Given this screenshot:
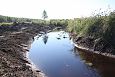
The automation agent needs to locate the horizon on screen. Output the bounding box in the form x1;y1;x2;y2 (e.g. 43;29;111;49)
0;0;115;19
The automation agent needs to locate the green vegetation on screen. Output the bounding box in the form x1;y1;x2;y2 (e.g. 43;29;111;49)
67;11;115;48
0;15;31;23
0;22;13;26
1;11;115;48
0;15;68;27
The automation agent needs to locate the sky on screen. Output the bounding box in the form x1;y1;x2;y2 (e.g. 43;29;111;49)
0;0;115;19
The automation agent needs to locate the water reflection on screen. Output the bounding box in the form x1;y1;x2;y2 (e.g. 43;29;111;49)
41;31;68;44
29;31;101;77
56;37;61;40
76;48;115;77
56;31;68;40
42;34;48;44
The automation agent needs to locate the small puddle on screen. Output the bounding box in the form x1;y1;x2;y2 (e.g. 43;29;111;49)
29;31;100;77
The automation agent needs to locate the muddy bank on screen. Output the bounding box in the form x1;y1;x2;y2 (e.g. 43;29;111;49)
71;34;115;64
73;36;115;55
0;23;60;77
73;37;115;77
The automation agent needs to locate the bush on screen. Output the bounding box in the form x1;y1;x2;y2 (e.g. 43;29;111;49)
67;11;115;48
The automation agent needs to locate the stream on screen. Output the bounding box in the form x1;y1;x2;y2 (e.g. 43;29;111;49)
29;31;101;77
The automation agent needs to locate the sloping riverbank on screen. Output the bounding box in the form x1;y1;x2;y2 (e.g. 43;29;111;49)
67;11;115;55
73;35;115;64
0;23;60;77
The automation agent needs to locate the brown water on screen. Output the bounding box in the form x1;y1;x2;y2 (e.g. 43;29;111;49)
77;48;115;77
29;31;114;77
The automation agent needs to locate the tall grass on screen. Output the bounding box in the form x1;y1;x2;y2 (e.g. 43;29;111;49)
67;11;115;47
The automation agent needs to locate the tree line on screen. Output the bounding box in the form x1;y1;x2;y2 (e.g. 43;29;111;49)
0;15;34;23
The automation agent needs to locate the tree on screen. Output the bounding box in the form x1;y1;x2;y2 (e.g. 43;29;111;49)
42;10;48;19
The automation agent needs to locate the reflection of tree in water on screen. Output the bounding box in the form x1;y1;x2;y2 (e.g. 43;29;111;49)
42;34;48;44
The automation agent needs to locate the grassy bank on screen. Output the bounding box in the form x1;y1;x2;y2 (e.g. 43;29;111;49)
67;11;115;54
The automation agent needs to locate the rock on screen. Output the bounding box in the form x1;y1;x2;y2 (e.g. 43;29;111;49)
36;70;41;72
85;62;93;66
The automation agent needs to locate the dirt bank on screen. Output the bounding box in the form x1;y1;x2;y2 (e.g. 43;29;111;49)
0;23;58;77
71;34;115;64
73;36;115;55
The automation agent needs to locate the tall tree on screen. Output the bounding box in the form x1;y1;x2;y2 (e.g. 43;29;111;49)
42;10;48;19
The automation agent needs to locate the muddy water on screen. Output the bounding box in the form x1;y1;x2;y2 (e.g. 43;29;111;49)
29;31;100;77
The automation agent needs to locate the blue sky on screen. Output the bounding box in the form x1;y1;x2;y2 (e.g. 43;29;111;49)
0;0;115;19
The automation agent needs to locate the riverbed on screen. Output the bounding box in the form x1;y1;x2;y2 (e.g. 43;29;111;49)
29;31;100;77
